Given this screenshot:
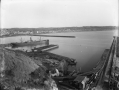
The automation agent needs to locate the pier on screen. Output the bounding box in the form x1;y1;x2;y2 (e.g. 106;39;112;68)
84;36;119;90
32;44;59;52
0;34;76;38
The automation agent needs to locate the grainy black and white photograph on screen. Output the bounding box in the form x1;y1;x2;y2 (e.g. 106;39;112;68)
0;0;118;90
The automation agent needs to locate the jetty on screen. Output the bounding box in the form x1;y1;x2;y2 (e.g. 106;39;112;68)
83;36;119;90
79;49;109;76
31;44;59;52
0;34;76;38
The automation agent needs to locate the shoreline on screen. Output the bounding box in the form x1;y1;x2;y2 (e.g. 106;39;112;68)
0;29;116;38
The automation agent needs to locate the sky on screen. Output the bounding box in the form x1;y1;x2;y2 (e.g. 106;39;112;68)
1;0;118;28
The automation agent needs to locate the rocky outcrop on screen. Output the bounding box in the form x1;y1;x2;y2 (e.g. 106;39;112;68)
0;48;58;90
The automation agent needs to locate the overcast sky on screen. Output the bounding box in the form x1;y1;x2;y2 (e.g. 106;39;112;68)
1;0;118;28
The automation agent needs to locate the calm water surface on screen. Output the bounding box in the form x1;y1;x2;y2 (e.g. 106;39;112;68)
1;30;117;72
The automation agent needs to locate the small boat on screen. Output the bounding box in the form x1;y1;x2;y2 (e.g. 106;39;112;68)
57;82;77;90
52;76;77;81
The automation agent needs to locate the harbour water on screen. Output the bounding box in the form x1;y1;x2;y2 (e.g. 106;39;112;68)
0;30;117;72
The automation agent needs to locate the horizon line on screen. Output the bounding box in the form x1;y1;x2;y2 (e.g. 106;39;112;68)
1;25;118;29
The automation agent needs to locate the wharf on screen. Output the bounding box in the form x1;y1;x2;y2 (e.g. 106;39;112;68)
110;37;119;81
116;37;119;57
82;49;109;89
32;44;59;52
90;36;119;90
94;37;116;86
80;49;109;76
103;37;116;82
83;38;117;90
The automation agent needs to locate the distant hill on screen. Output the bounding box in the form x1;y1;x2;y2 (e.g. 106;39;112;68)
4;26;117;31
1;26;118;36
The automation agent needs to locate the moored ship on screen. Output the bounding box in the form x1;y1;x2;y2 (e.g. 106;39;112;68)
10;39;49;47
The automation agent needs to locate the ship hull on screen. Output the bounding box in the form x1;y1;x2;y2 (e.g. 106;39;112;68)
11;40;49;47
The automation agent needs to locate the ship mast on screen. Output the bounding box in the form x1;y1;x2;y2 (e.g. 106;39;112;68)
30;37;33;42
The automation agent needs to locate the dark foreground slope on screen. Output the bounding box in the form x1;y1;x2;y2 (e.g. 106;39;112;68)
0;48;58;90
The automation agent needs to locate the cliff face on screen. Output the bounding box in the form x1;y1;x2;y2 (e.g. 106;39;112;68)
0;48;58;90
